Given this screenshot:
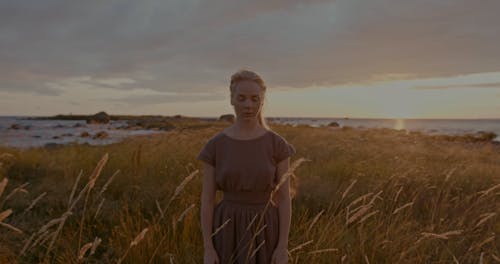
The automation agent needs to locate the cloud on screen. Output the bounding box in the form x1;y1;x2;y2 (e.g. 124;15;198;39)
103;92;226;105
1;0;500;100
415;82;500;90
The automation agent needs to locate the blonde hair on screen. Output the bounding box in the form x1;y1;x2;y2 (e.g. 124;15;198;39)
229;69;270;130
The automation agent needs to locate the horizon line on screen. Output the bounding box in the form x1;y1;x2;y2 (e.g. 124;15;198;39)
1;114;500;121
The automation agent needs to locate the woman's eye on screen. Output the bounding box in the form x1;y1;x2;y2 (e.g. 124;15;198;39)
252;97;259;102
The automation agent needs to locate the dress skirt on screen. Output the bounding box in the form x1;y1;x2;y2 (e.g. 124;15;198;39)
212;191;279;264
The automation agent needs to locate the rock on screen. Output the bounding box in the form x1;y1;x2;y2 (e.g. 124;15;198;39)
52;136;60;139
73;123;86;128
475;131;497;142
44;143;63;149
80;131;90;138
86;111;110;124
9;124;21;129
61;133;73;137
173;114;183;119
327;122;340;127
219;114;235;123
92;131;109;139
32;135;41;138
146;121;176;131
53;124;65;128
24;125;31;130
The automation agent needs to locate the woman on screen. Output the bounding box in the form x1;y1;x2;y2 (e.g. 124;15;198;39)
198;69;296;264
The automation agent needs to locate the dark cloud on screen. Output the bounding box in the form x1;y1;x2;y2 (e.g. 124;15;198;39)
103;93;226;105
1;0;500;101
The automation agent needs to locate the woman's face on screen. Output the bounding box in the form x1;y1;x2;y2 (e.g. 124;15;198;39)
231;80;264;121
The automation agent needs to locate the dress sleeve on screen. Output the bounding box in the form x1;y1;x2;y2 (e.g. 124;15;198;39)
197;137;216;166
275;135;296;164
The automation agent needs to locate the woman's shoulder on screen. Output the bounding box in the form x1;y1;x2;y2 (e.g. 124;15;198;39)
266;129;289;142
205;130;226;144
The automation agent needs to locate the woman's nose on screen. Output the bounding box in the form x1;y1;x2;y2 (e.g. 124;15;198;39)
243;99;253;107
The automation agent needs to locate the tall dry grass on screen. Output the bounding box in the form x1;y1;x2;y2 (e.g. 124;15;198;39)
0;123;498;263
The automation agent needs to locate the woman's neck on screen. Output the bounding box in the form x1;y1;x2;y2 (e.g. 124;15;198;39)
231;119;264;135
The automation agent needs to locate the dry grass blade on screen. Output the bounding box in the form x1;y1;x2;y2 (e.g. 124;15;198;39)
211;218;231;238
289;240;314;253
347;205;372;225
248;240;266;260
358;210;379;224
118;228;149;264
88;153;109;191
420;230;463;241
155;200;164;219
393;202;414;215
368;190;383;205
159;170;198;220
0;221;23;234
78;242;93;260
474;213;496;229
5;182;29;201
253;224;267;238
68;170;83;207
273;158;310;193
477;183;500;199
0;177;7;198
130;228;149;247
20;233;36;256
0;153;15;160
393;186;404;202
24;192;47;213
467;235;495;252
342;180;357;200
36;214;67;235
444;167;458;182
29;231;50;250
177;203;196;222
347;192;373;209
46;211;72;255
90;237;102;255
308;248;339;254
307;210;324;234
94;198;105;219
172;170;198;200
245;214;259;232
97;169;119;197
0;208;12;222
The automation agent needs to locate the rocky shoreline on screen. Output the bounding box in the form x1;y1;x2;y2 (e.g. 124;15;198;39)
5;112;499;149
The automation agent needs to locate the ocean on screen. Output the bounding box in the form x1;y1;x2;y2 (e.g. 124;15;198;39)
1;116;499;148
0;116;160;148
269;117;500;141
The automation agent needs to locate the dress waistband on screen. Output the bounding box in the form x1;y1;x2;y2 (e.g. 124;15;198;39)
222;191;272;204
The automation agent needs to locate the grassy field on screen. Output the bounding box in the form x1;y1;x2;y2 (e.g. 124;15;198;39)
1;123;499;263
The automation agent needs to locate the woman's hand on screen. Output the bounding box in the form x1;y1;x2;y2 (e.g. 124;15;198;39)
203;247;220;264
271;246;288;264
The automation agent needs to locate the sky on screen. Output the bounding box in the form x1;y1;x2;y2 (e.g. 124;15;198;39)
1;0;500;119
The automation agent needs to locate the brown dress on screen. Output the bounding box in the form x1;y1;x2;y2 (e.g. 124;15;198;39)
197;129;296;264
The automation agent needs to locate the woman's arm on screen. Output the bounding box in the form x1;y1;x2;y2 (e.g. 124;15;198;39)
275;157;292;250
201;163;217;250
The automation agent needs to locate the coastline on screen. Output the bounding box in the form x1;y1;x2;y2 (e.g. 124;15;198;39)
1;115;499;149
